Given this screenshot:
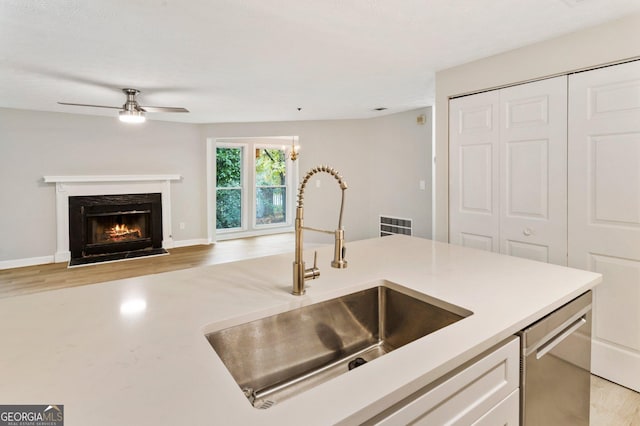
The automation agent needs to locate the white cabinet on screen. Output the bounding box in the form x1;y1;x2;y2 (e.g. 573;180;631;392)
363;336;519;425
472;389;519;426
449;76;568;265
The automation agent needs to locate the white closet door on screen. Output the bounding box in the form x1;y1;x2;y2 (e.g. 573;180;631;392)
499;76;568;265
568;60;640;391
449;91;500;252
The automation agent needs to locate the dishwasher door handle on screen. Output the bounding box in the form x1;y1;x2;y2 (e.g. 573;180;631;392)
536;316;587;360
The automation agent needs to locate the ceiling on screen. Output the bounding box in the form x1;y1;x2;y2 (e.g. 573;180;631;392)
1;0;639;124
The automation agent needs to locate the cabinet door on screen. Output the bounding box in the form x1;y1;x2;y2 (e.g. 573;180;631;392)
499;76;568;265
368;337;519;426
449;91;500;252
568;60;640;392
471;389;519;426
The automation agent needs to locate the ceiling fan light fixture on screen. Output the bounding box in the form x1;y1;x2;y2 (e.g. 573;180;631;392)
119;109;146;123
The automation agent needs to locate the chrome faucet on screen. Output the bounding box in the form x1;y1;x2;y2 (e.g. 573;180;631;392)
292;165;348;295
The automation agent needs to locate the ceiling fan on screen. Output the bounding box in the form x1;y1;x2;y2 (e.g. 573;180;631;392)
58;88;189;123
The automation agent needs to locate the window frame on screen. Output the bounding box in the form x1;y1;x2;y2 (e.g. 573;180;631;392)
253;144;293;230
207;137;297;242
214;142;249;235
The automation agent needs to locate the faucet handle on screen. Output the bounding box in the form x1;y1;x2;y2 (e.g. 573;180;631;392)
303;250;321;281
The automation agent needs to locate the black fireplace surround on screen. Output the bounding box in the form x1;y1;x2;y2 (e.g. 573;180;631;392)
68;193;165;266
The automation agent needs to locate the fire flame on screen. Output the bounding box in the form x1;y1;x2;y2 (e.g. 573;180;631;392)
107;223;141;240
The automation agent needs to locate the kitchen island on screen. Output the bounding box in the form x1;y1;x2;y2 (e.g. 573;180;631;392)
0;236;601;425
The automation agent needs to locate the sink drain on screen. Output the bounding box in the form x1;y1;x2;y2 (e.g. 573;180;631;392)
348;357;368;371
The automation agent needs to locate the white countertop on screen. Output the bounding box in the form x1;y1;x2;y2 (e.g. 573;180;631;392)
0;236;601;425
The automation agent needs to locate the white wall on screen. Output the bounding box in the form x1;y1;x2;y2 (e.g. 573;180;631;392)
433;12;640;242
202;119;372;244
202;107;432;244
368;108;432;238
0;106;431;265
0;108;205;264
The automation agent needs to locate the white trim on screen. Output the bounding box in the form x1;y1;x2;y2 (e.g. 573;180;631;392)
0;255;55;270
0;239;212;270
209;137;299;242
215;228;294;241
206;138;216;244
43;175;181;183
211;142;250;235
44;175;180;262
253;142;295;230
172;238;211;248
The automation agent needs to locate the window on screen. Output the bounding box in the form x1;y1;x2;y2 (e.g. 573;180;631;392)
216;146;243;230
255;147;287;226
209;138;297;240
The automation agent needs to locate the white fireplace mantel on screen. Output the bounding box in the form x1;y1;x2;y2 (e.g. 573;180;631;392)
44;174;182;263
43;174;182;183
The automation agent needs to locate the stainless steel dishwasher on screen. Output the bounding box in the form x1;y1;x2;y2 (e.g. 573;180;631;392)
519;291;592;425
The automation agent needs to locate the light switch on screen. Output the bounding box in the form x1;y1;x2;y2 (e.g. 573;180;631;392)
419;180;426;190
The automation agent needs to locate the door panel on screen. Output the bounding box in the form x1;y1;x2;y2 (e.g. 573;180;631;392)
505;240;549;263
591;254;640;352
460;144;494;213
449;91;500;251
500;76;568;265
569;60;640;391
505;139;548;219
461;233;494;251
506;95;549;127
591;133;640;225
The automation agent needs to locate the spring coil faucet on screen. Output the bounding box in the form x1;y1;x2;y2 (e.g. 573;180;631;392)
293;165;348;295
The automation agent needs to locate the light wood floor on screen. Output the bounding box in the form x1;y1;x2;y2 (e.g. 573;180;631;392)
0;233;299;299
1;233;638;424
591;375;640;425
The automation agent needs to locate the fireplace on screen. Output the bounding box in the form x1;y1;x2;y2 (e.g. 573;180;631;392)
68;193;166;266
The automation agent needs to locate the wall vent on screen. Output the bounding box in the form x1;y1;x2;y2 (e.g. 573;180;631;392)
379;216;412;237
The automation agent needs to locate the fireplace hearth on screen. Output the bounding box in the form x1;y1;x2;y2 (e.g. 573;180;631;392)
68;193;166;266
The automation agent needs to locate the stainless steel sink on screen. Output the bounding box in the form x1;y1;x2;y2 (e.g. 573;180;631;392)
205;282;472;409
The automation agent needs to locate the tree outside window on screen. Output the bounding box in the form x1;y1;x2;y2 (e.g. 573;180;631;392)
255;148;286;225
216;147;242;229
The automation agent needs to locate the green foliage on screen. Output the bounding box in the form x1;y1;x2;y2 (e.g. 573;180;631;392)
216;147;242;229
216;147;287;229
256;187;286;224
255;149;287;224
256;149;286;186
216;189;241;229
216;147;241;187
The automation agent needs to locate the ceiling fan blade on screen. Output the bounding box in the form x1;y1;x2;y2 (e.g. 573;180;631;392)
139;106;189;113
58;102;121;110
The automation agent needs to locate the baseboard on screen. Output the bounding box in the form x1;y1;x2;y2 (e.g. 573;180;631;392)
0;239;210;270
0;255;55;270
54;251;71;263
215;228;294;241
172;238;211;248
592;338;640;392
